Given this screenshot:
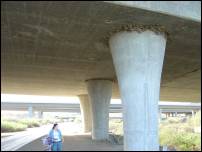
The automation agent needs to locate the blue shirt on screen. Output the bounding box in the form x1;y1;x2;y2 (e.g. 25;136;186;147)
48;129;62;143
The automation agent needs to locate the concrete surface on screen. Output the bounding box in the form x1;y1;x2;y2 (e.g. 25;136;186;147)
28;106;34;118
17;134;123;151
86;79;112;140
109;30;166;150
78;94;92;133
107;1;201;22
1;101;201;112
2;122;83;151
1;1;201;102
1;124;52;151
37;111;43;118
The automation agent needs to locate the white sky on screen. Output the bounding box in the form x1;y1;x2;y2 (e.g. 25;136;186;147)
1;94;121;104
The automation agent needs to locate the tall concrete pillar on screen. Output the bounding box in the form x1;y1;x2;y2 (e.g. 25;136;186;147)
159;109;162;122
28;106;34;118
38;111;43;119
78;94;92;133
86;79;112;140
192;110;195;117
175;112;177;117
109;26;167;151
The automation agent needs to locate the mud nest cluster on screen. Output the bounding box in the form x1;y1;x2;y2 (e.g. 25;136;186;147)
102;24;170;47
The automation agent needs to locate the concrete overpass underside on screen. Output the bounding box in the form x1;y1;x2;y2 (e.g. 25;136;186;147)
1;1;201;151
1;1;201;101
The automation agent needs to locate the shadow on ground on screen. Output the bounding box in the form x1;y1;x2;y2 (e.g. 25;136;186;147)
17;134;123;151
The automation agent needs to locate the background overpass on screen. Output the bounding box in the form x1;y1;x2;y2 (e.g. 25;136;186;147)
1;101;201;116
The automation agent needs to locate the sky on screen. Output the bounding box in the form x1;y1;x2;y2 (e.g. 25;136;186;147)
1;94;121;104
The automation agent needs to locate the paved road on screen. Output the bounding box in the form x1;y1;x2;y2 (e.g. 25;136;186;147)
2;122;123;151
1;122;84;151
1;124;53;151
18;134;123;151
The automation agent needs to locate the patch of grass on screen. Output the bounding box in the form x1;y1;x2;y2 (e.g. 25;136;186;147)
40;118;53;125
1;121;27;132
159;111;201;151
109;119;123;135
74;117;81;123
1;117;65;133
109;111;201;151
38;117;64;126
18;119;41;128
189;111;201;127
160;124;201;151
109;119;124;145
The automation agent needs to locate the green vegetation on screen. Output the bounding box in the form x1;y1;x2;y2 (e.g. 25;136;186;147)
40;118;60;125
109;119;123;135
1;117;64;133
19;117;62;127
18;119;40;128
160;112;201;151
1;121;27;132
109;111;201;151
189;111;201;127
159;123;201;151
109;119;123;144
73;117;82;124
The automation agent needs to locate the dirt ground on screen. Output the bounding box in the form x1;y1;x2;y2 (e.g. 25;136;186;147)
17;134;123;151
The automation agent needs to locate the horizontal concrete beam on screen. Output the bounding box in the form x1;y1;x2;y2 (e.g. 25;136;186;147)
106;1;201;22
1;102;201;113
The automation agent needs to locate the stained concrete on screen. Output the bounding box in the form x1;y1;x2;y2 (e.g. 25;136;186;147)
109;31;166;150
1;1;201;102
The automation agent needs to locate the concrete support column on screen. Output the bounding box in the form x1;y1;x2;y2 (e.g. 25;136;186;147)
192;110;195;117
78;94;92;133
28;106;34;118
86;79;112;140
109;29;166;150
38;111;43;119
175;112;177;117
159;109;162;122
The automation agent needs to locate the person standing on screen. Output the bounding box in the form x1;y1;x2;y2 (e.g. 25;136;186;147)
49;123;63;151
